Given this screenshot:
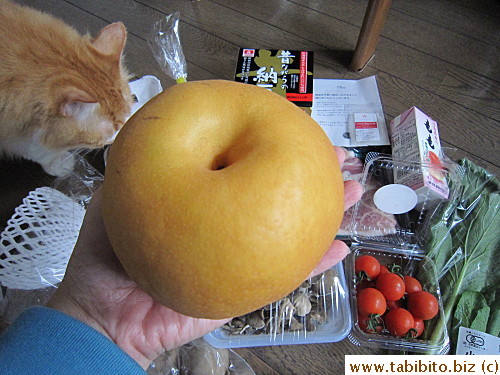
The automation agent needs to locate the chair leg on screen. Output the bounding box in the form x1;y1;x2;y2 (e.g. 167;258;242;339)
350;0;392;72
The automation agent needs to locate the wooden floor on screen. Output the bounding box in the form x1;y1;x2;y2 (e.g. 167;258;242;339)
2;0;499;373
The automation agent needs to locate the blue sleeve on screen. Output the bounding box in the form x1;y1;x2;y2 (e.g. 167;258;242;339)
0;306;145;375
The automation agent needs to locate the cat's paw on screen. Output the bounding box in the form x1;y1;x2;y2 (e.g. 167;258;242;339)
42;153;75;177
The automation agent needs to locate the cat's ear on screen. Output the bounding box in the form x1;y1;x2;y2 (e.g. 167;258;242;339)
91;22;127;61
59;88;97;118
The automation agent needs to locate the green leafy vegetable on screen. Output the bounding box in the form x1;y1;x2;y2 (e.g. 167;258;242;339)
452;291;490;341
424;159;500;353
486;296;500;337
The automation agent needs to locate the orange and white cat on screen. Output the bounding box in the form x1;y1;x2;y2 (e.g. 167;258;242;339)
0;0;133;176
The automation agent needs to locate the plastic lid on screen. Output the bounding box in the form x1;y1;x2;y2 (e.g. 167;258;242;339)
349;156;459;250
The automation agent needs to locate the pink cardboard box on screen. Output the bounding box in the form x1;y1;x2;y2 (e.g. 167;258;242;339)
390;107;449;205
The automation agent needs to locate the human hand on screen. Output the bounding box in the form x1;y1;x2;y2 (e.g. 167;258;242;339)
47;146;362;369
309;147;364;276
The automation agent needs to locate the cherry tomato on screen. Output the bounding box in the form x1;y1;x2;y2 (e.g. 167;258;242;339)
386;299;403;311
376;273;405;301
407;291;439;320
357;288;386;316
384;308;414;337
408;318;425;338
379;265;390;276
355;255;381;281
404;276;422;295
358;313;384;334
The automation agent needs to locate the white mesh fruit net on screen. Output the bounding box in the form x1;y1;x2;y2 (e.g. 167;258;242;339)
0;187;85;290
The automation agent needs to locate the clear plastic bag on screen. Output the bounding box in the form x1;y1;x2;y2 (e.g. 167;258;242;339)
148;339;255;375
148;12;188;83
419;158;499;353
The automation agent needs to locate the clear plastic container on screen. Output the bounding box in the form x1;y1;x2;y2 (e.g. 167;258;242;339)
344;156;458;354
204;261;352;348
348;155;459;248
346;246;449;354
